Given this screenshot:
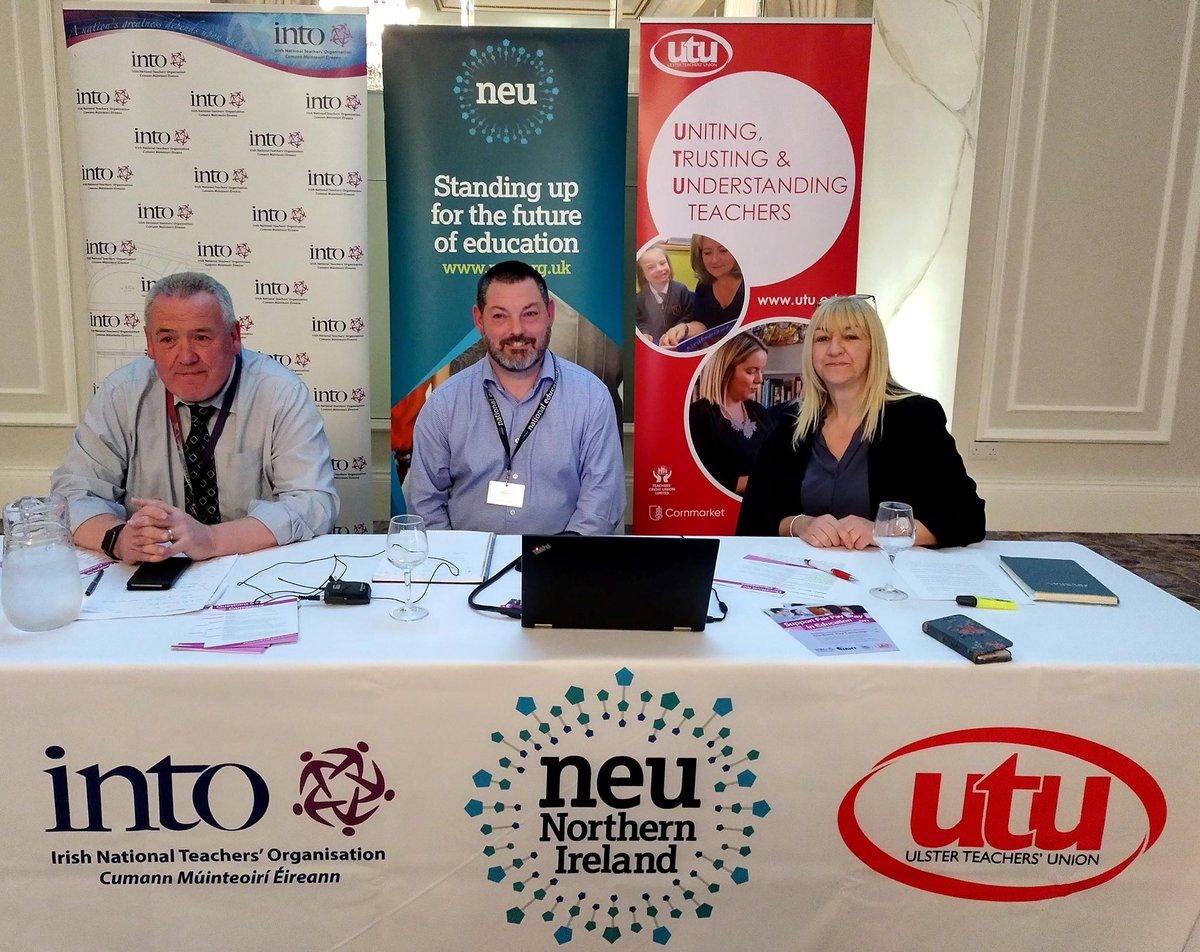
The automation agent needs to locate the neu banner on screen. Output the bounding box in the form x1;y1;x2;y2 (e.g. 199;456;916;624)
381;27;628;513
634;20;871;535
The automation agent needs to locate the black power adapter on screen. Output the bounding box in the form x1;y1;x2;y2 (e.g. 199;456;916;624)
324;580;371;605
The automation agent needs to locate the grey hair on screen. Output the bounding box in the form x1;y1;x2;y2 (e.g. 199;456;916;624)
144;272;236;330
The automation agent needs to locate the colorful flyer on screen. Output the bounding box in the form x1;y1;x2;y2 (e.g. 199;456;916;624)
766;603;897;656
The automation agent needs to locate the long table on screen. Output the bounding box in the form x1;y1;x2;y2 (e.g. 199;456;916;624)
2;536;1199;951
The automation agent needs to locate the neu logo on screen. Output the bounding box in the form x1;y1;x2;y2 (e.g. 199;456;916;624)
649;30;733;78
837;727;1167;901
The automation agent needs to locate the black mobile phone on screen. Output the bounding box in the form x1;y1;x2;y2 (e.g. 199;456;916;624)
127;557;194;591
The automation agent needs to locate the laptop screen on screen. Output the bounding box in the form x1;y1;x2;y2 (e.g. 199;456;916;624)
520;535;720;631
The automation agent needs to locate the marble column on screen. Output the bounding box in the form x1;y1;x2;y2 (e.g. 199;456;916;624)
856;0;987;419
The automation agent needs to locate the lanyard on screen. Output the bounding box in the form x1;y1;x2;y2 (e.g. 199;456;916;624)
165;352;243;469
484;362;559;475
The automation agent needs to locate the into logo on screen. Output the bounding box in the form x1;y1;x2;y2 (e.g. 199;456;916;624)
293;742;394;836
837;727;1167;901
649;30;733;78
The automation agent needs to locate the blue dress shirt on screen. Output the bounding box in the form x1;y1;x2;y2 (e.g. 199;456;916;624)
409;352;625;535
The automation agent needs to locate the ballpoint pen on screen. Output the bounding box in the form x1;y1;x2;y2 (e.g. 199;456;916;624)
803;559;857;582
84;567;105;597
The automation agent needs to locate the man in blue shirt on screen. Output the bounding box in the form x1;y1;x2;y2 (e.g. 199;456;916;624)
409;260;625;535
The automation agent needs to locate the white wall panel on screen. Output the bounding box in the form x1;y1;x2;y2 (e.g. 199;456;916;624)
976;0;1199;442
0;0;79;427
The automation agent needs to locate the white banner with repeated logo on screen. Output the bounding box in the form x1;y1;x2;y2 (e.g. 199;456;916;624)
63;4;372;533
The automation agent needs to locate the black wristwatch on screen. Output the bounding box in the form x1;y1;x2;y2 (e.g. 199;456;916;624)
101;522;126;561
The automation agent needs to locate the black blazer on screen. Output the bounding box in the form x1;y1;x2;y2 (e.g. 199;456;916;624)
736;394;985;547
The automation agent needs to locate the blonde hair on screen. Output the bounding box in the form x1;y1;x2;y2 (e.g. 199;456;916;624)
635;244;673;293
697;332;767;405
793;295;912;445
690;234;742;285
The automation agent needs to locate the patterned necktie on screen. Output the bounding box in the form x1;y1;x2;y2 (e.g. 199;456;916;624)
183;403;220;525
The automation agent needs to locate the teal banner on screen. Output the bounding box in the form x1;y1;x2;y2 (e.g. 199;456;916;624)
382;27;628;507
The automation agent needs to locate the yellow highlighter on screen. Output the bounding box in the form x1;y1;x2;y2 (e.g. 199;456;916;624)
956;595;1017;610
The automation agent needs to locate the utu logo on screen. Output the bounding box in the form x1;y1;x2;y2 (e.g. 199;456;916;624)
649;30;734;78
130;51;167;69
910;753;1109;852
43;745;269;833
838;727;1168;901
275;22;325;46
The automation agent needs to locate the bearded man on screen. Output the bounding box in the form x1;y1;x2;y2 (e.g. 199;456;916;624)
408;260;625;535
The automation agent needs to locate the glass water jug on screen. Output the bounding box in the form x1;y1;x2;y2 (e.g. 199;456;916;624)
2;494;83;631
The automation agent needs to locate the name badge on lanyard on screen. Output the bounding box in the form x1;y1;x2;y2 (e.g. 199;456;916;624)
484;363;558;512
487;479;526;508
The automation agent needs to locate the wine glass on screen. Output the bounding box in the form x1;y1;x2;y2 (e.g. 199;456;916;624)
386;514;429;621
870;501;916;600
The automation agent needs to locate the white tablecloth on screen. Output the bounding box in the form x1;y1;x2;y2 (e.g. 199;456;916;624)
2;536;1198;951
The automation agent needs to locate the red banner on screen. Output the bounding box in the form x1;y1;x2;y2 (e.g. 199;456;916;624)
634;20;871;534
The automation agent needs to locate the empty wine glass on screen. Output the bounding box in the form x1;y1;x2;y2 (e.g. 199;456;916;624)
870;501;916;600
386;514;429;621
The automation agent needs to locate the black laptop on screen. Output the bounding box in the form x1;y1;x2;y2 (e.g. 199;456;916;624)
520;535;720;631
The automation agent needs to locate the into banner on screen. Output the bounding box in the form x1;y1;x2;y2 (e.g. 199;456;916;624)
634;20;871;535
380;26;628;512
63;4;372;532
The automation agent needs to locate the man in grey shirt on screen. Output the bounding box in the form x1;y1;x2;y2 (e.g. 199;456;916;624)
52;272;338;563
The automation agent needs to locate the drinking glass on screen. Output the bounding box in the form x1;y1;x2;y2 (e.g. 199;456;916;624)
870;501;916;601
386;514;429;621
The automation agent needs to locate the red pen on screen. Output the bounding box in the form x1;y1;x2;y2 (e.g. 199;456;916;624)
803;559;857;582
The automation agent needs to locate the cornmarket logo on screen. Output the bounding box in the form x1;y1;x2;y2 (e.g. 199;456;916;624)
294;742;395;836
465;667;771;945
453;39;559;145
838;727;1167;901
